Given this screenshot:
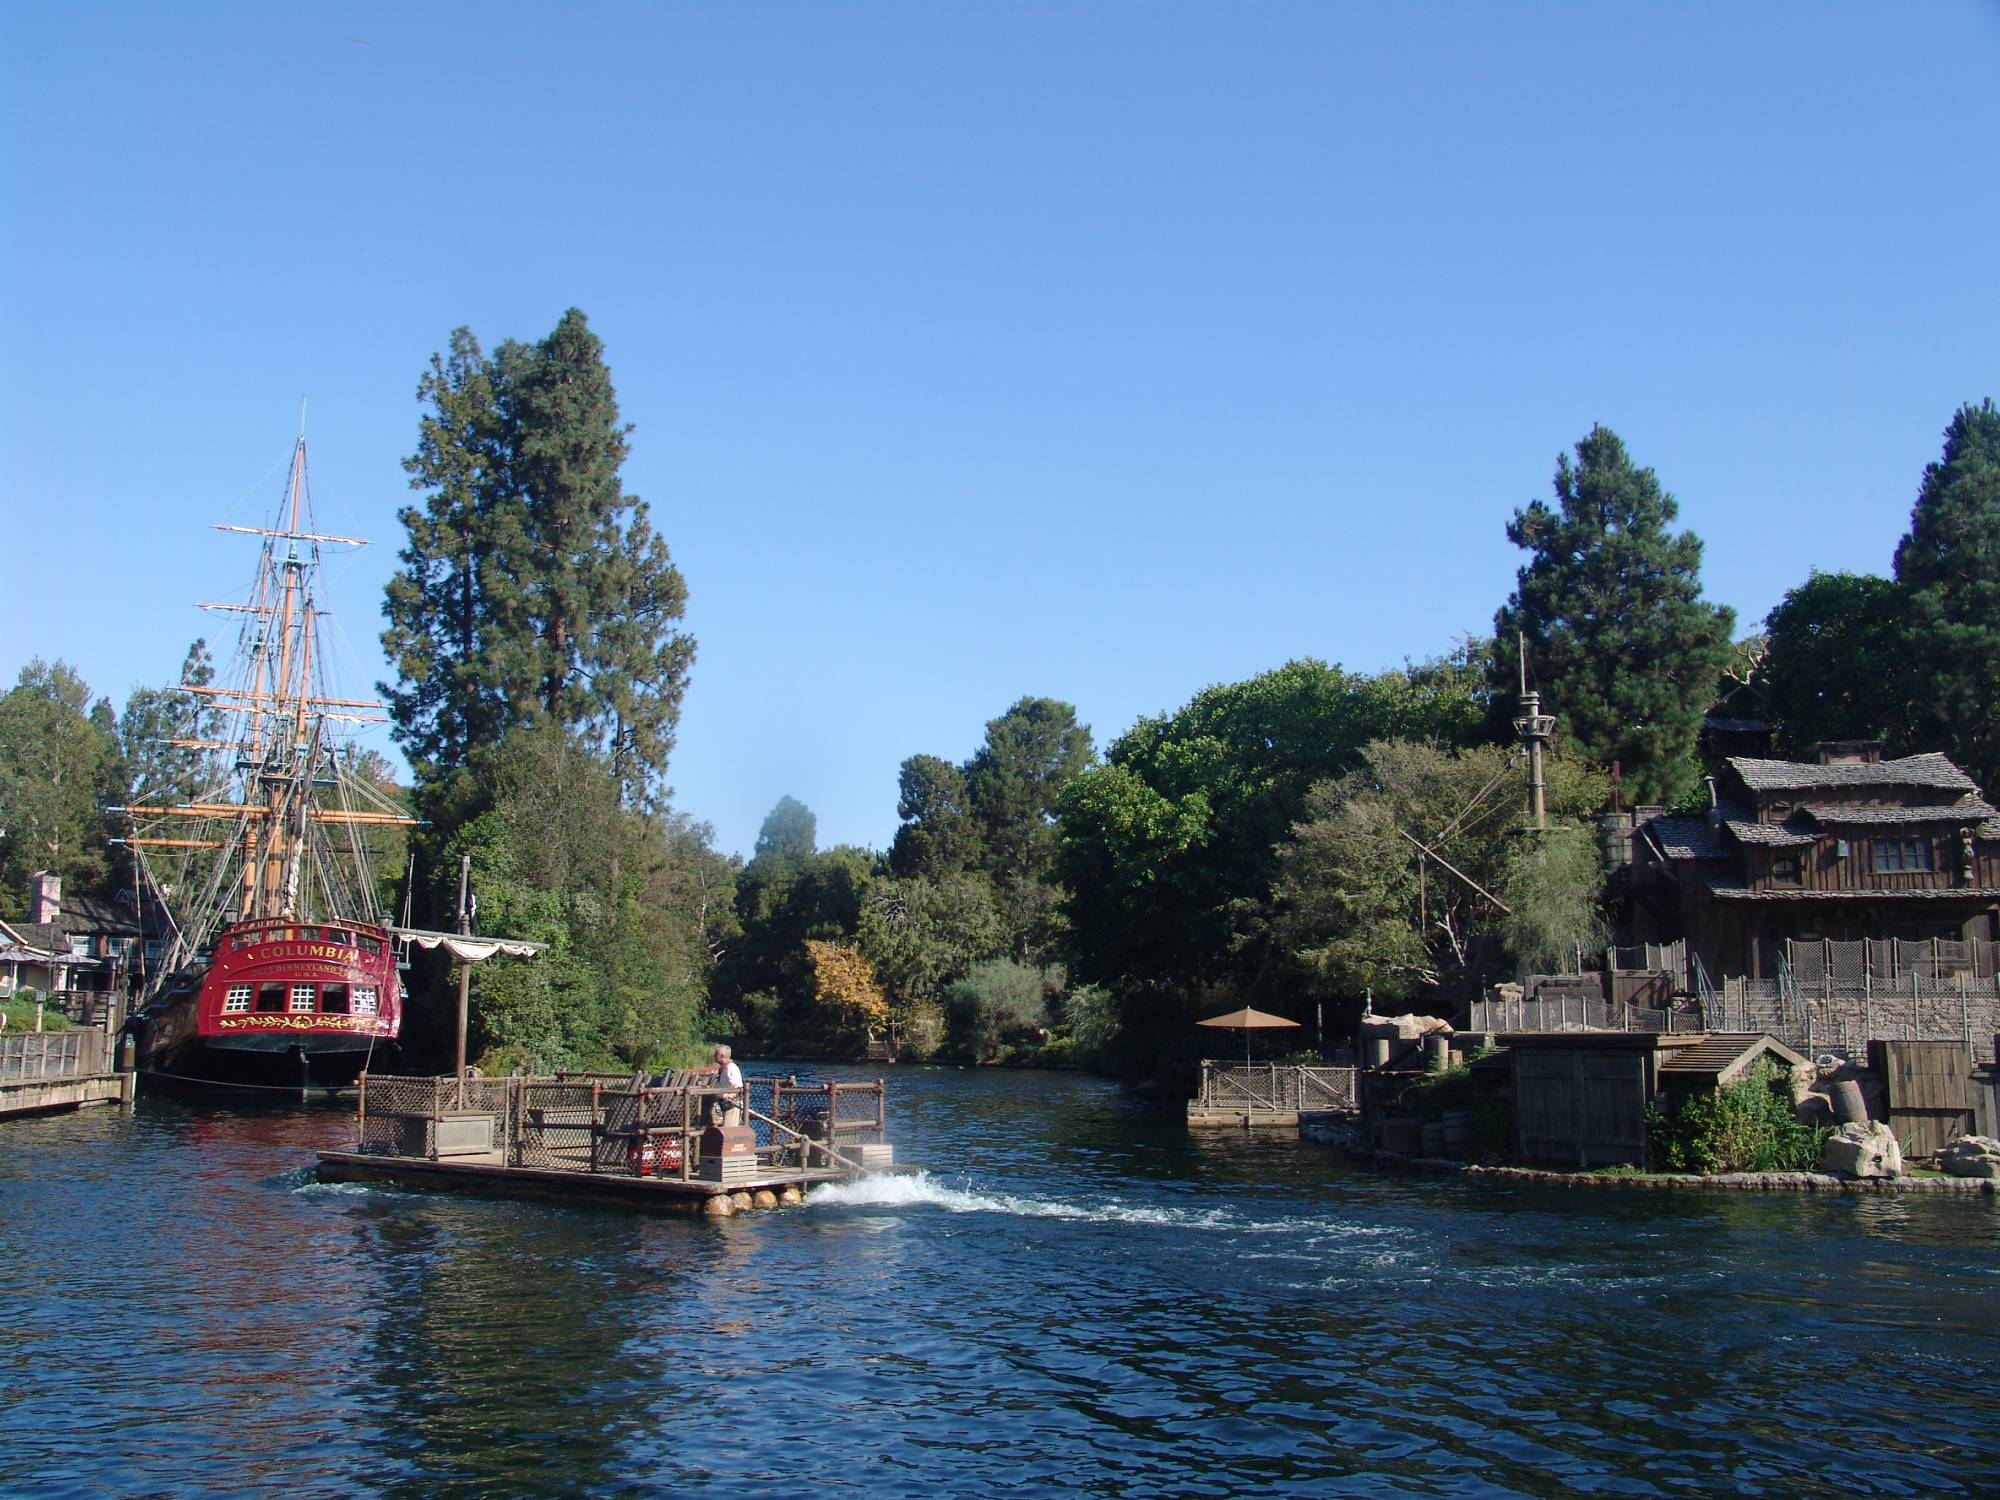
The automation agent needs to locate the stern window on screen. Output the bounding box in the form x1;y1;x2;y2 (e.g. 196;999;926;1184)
223;985;252;1014
354;986;378;1015
320;984;350;1014
289;984;316;1013
255;984;285;1013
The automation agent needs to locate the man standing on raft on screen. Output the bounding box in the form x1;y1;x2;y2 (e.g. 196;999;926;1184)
706;1044;744;1127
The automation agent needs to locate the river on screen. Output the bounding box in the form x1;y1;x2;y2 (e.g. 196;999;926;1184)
2;1066;1996;1497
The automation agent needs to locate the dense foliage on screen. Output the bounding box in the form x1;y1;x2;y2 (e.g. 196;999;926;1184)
383;315;718;1073
1895;399;2000;792
1494;425;1735;806
1647;1062;1823;1174
0;660;120;913
382;311;694;807
1758;401;2000;789
1273;740;1606;1008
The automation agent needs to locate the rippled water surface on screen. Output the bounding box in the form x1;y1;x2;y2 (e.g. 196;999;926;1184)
4;1067;1998;1497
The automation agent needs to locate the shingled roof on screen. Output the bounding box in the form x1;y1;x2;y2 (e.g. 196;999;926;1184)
1647;816;1728;861
1802;798;1998;827
1705;879;2000;902
1728;752;1979;794
1721;816;1819;848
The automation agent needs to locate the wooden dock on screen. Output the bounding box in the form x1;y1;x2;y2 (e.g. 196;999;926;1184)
1;1031;134;1120
1186;1060;1358;1128
316;1070;895;1216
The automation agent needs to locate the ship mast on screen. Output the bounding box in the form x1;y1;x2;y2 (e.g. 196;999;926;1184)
119;431;416;968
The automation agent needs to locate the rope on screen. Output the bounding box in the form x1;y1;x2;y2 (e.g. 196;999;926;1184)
138;1067;354;1094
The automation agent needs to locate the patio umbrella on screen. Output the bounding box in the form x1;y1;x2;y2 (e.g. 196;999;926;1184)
1196;1006;1301;1073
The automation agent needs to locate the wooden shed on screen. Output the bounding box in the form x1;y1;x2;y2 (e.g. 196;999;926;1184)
1868;1039;1975;1157
1507;1033;1662;1170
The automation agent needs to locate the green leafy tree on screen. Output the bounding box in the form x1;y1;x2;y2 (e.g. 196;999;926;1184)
1494;425;1735;805
857;872;1005;1019
1894;398;2000;790
943;958;1051;1062
888;754;980;878
1058;655;1492;1002
0;660;117;912
752;795;818;866
382;329;510;773
1497;825;1609;976
1759;571;1910;755
965;697;1093;880
1271;740;1606;1008
382;311;694;804
119;641;219;807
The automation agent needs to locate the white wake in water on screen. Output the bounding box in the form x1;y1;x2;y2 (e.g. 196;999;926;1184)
805;1169;1242;1229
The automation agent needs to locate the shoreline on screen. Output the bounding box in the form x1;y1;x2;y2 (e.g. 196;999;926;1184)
1341;1146;1999;1194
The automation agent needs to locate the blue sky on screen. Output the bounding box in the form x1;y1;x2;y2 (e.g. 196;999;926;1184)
4;2;1997;858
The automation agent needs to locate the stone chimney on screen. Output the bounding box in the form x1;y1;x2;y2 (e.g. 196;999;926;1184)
29;871;61;925
1812;739;1883;766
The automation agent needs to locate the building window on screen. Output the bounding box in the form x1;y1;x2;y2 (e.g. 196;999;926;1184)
1772;854;1802;885
354;986;378;1015
223;985;253;1014
1873;837;1934;873
289;984;316;1013
69;936;92;957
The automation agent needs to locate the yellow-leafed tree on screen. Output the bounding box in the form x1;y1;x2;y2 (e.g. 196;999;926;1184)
803;939;889;1049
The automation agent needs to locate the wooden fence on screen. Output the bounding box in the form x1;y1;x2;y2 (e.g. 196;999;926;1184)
0;1029;108;1083
1469;995;1697;1035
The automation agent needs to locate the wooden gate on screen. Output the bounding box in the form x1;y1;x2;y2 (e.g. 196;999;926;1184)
1868;1039;1974;1158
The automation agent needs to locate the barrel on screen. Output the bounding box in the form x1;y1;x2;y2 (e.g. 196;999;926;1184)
1381;1118;1423;1156
1421;1121;1446;1158
1441;1107;1472;1158
1828;1079;1869;1126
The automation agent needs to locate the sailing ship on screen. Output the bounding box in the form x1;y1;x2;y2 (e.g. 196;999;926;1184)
121;432;418;1089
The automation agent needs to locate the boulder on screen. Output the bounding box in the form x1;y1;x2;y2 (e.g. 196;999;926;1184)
1823;1121;1903;1179
1936;1136;2000;1180
1359;1012;1455;1042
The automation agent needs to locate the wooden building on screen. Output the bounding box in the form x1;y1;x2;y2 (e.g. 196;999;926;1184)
1634;747;2000;981
1505;1031;1808;1170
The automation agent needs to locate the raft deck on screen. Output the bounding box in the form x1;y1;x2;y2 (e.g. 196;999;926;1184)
314;1070;893;1215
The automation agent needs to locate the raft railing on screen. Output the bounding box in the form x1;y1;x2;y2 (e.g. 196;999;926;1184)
352;1071;888;1181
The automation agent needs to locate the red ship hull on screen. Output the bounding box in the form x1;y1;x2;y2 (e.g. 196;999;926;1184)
134;917;402;1088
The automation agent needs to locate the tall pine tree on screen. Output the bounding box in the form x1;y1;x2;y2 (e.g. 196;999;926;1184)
1894;399;2000;791
382;311;694;804
1494;425;1734;806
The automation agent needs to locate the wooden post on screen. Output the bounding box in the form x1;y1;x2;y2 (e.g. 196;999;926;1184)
452;854;471;1084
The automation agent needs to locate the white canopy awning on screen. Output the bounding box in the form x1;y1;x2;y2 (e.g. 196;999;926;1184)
390;927;546;962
